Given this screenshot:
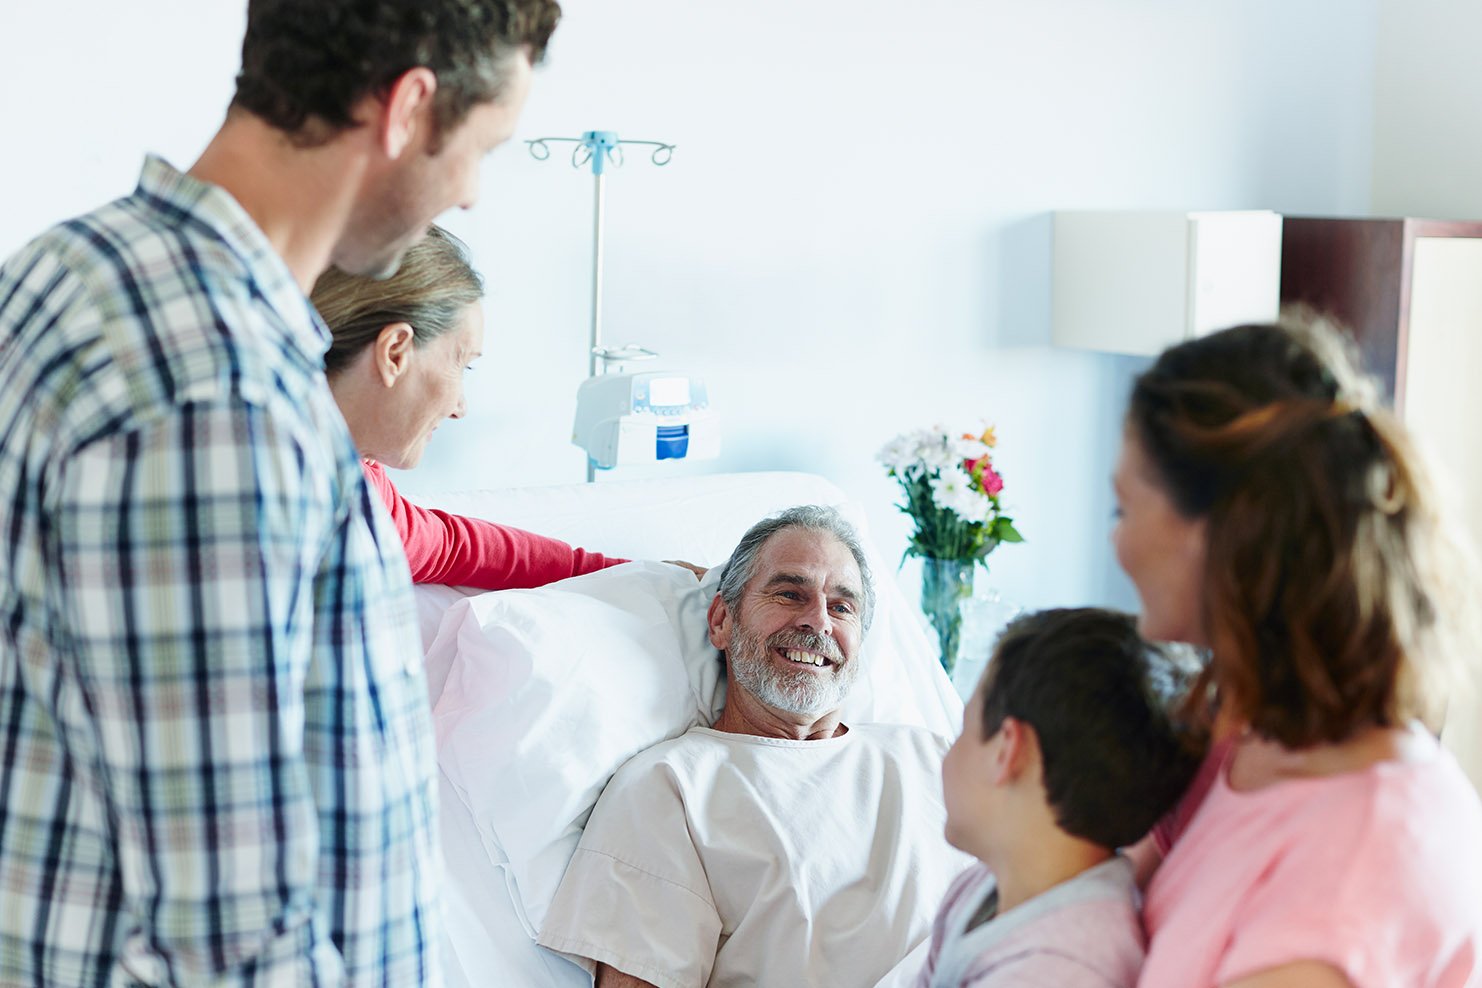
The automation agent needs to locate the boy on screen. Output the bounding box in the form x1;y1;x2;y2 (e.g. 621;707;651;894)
917;608;1198;987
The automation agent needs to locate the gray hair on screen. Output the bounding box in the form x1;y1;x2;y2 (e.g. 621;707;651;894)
717;505;876;633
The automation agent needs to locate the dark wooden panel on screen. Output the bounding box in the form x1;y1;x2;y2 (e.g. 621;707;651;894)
1280;217;1406;402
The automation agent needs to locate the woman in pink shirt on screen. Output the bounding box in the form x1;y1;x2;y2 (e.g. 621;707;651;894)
311;226;635;589
1111;318;1482;988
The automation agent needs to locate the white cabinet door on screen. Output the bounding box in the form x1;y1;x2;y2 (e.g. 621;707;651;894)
1051;211;1281;356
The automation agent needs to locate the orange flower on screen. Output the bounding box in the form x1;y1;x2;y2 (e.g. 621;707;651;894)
979;425;997;448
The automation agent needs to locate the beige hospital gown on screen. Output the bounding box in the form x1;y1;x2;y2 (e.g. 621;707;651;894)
538;723;973;988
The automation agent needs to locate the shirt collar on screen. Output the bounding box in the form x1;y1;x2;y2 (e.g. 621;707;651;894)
135;154;332;364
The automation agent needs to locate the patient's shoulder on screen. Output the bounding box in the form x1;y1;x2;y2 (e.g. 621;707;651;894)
852;722;953;759
598;726;731;798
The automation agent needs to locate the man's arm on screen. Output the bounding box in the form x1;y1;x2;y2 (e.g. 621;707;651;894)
597;962;660;988
54;398;340;982
538;757;723;988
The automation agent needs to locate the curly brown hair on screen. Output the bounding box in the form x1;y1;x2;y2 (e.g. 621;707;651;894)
231;0;561;147
1127;317;1467;748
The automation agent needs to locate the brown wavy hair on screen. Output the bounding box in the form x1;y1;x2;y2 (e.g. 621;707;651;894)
1127;317;1469;747
312;225;483;376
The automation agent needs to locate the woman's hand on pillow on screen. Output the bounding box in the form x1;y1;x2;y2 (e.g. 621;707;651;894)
665;560;707;581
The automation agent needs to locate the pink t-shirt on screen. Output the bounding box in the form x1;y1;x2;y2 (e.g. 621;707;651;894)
1139;734;1482;987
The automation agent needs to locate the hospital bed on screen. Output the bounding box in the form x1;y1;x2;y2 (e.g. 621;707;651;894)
412;471;964;987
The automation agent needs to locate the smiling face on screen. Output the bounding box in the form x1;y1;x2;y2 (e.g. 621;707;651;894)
1111;429;1209;645
376;301;484;469
711;527;865;718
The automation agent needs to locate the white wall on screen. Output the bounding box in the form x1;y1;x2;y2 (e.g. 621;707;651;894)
0;1;1378;613
1372;0;1482;218
0;2;245;254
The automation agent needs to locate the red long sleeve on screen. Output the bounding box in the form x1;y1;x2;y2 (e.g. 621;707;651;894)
361;460;627;590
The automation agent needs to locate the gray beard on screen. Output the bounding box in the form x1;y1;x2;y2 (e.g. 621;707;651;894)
727;624;859;717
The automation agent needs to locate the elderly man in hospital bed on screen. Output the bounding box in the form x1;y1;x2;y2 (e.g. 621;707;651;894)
538;505;972;988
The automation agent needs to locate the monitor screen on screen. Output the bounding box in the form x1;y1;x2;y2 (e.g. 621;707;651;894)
648;377;691;407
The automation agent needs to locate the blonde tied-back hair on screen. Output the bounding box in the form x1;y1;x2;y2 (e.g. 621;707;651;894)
312;225;484;376
1128;316;1472;747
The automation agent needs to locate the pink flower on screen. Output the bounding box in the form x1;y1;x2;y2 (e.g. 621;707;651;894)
980;464;1004;496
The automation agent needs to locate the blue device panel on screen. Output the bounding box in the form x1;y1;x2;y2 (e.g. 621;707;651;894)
655;424;689;460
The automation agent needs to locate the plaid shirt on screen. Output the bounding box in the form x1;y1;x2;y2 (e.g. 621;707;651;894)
0;157;440;986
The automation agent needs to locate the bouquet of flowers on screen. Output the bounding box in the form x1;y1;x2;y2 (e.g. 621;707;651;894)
877;423;1023;673
877;423;1022;564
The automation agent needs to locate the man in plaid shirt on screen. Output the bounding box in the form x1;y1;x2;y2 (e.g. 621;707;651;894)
0;1;560;983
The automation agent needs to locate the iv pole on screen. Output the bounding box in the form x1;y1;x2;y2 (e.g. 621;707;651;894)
526;131;676;480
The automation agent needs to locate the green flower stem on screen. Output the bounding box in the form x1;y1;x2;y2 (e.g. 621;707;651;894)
920;556;976;675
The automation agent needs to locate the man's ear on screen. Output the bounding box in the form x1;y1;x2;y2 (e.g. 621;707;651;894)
372;322;417;388
375;67;439;159
706;594;733;651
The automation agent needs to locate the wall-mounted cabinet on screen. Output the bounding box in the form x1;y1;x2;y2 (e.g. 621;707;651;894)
1281;216;1482;792
1052;210;1284;356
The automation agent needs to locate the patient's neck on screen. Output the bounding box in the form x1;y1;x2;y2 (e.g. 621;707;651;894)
713;684;846;742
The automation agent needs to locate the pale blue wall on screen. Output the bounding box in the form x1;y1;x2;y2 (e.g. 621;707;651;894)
1372;0;1482;218
419;0;1380;611
0;1;1380;612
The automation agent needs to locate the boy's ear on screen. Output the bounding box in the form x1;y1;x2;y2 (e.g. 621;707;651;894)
993;716;1041;785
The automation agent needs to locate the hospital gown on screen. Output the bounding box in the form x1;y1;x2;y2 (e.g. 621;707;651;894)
538;723;973;988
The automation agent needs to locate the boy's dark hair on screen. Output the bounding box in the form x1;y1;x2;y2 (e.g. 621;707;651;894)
980;607;1199;849
232;0;562;148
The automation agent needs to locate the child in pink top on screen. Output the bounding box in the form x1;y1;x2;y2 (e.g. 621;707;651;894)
917;608;1199;988
1139;731;1482;987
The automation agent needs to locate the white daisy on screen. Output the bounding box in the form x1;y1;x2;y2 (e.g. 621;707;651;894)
952;436;990;461
876;434;918;473
915;432;958;471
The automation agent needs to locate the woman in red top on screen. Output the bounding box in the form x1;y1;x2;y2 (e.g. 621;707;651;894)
311;226;633;590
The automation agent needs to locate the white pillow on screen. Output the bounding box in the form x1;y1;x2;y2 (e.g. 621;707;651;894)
428;555;957;936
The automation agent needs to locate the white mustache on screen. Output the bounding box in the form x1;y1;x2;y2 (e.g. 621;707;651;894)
767;631;842;664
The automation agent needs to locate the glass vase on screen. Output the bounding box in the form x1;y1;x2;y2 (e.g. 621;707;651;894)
920;556;976;676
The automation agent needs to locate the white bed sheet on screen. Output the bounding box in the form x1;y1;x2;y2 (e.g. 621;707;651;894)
413;470;959;987
436;770;589;988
